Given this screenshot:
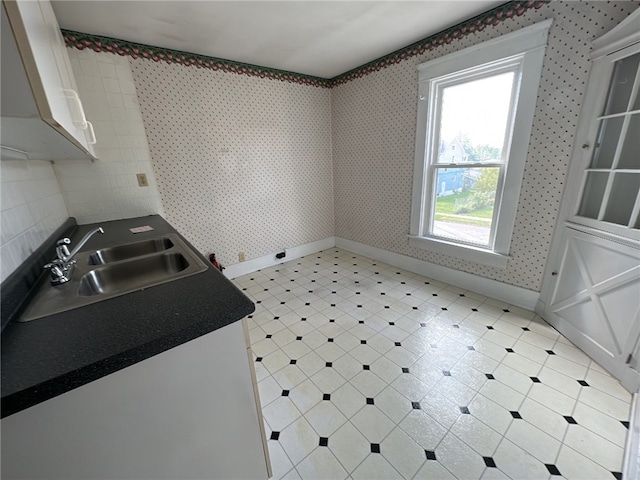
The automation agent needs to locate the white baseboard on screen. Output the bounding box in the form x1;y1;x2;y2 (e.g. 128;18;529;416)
623;392;640;480
223;237;336;279
335;237;539;311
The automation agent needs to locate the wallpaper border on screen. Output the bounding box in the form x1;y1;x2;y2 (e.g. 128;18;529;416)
62;0;545;89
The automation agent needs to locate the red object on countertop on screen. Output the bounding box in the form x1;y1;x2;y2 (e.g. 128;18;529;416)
209;253;223;271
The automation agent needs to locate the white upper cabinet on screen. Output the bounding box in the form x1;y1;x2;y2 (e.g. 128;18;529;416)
1;0;96;160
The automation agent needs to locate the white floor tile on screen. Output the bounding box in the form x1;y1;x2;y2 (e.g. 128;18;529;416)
310;365;347;393
493;438;552;480
579;386;631;420
273;364;308;390
380;427;426;479
572;401;629;448
527;383;576;416
518;397;568;441
328;422;370;473
237;250;632;480
505;419;561;464
349;370;387;397
479;378;525;412
295;446;349;480
350;452;400;480
331;382;366;419
468;394;514;435
263;396;302;432
350;406;395;442
288;378;323;414
399;409;448;450
564;424;624;472
266;440;295;480
374;385;412;424
413;458;457;480
279;417;322;465
436;432;487;480
305;401;348;437
556;445;618;480
450;413;503;456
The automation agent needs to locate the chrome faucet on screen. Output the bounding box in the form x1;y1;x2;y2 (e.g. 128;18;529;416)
45;227;104;285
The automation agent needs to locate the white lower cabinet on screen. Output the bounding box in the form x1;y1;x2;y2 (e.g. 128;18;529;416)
0;321;269;480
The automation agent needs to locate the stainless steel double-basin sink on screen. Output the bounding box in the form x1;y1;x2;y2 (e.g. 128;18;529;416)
19;233;209;322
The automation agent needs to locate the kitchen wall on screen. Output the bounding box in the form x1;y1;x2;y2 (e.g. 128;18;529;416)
0;160;69;282
331;1;637;292
128;58;334;266
53;49;163;225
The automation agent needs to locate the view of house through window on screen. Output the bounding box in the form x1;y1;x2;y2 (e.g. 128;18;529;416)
430;69;516;247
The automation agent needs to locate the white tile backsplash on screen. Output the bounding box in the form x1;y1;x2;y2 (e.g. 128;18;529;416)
0;160;69;282
54;49;163;225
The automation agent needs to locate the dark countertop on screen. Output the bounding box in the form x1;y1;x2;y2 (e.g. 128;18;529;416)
1;215;254;418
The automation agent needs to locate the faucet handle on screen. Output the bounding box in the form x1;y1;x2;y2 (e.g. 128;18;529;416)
44;259;72;285
56;238;71;261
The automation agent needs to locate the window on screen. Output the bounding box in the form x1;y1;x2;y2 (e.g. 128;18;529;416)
574;51;640;238
409;20;551;268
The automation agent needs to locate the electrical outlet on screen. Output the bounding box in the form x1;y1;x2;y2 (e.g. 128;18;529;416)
136;173;149;187
238;252;246;262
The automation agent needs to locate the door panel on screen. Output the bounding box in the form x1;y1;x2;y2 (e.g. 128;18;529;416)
544;227;640;390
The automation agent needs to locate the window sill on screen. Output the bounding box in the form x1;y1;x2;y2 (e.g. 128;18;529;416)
407;235;510;268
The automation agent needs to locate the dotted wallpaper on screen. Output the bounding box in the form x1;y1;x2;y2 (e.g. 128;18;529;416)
332;1;638;292
129;59;334;266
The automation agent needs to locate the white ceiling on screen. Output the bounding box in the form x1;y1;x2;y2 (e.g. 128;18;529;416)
52;1;502;79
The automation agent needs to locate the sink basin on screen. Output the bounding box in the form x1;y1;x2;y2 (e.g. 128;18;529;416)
18;233;209;322
79;253;189;296
87;238;174;265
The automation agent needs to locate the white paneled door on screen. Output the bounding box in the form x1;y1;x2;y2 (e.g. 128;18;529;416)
539;8;640;392
542;228;640;390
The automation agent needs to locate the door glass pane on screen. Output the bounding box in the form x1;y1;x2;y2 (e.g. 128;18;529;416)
603;173;640;225
590;117;624;168
618;114;640;169
578;172;608;218
604;52;640;115
431;167;498;246
438;72;514;164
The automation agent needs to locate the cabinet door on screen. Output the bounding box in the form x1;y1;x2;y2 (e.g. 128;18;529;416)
4;0;95;157
542;227;640;391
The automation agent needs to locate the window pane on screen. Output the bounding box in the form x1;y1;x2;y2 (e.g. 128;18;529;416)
437;72;514;164
578;172;608;218
604;52;640;116
431;167;499;246
590;117;623;169
603;173;640;226
618;114;640;169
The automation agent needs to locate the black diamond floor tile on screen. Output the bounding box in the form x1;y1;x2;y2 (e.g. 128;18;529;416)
483;457;497;468
371;443;381;454
546;464;561;476
319;437;329;447
425;450;437;461
270;431;280;441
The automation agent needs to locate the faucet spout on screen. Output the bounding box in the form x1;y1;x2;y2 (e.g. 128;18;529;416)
66;227;104;261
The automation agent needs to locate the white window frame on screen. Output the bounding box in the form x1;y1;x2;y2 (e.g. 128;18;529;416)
408;20;552;268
